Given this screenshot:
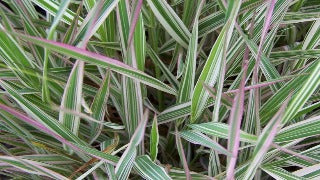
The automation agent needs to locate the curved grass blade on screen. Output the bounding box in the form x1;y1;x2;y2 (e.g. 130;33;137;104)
260;61;318;125
62;1;83;45
0;156;68;180
59;1;106;140
0;103;119;164
115;110;149;179
0;25;40;89
128;0;143;46
134;155;171;180
198;11;225;37
9;32;176;95
294;20;320;69
179;130;232;156
191;26;226;122
58;60;84;137
0;80;85;145
189;122;258;144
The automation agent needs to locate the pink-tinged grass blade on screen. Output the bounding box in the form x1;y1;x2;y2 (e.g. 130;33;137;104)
225;74;306;94
116;0;145;153
203;74;300;105
242;94;291;179
0;155;68;180
4;31;176;95
0;103;117;165
253;0;277;81
203;83;233;107
226;10;256;179
225;53;248;179
271;143;317;164
128;0;143;46
250;0;277;135
0;143;68;179
62;0;83;44
58;0;103;138
78;0;105;47
175;127;191;180
73;0;121;45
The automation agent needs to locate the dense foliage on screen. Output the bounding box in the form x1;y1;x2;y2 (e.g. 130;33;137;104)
0;0;319;179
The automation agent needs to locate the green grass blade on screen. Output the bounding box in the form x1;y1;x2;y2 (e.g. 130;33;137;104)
0;80;86;145
189;122;258;144
150;115;159;161
270;49;320;61
0;25;40;88
0;156;68;180
276;115;320;143
134;155;171;180
134;14;146;72
31;0;83;26
147;45;179;90
260;61;318;124
281;59;320;125
42;0;71;102
115;110;149;179
294;20;320;69
262;166;306;180
116;0;144;140
89;70;111;143
191;0;242;122
145;0;190;48
179;130;232;156
59;61;84;137
292;163;320;179
178;0;203;103
0;100;120;164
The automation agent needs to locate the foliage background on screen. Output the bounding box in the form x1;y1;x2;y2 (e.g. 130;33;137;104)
0;0;319;179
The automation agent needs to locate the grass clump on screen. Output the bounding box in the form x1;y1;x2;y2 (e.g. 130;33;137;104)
0;0;319;179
